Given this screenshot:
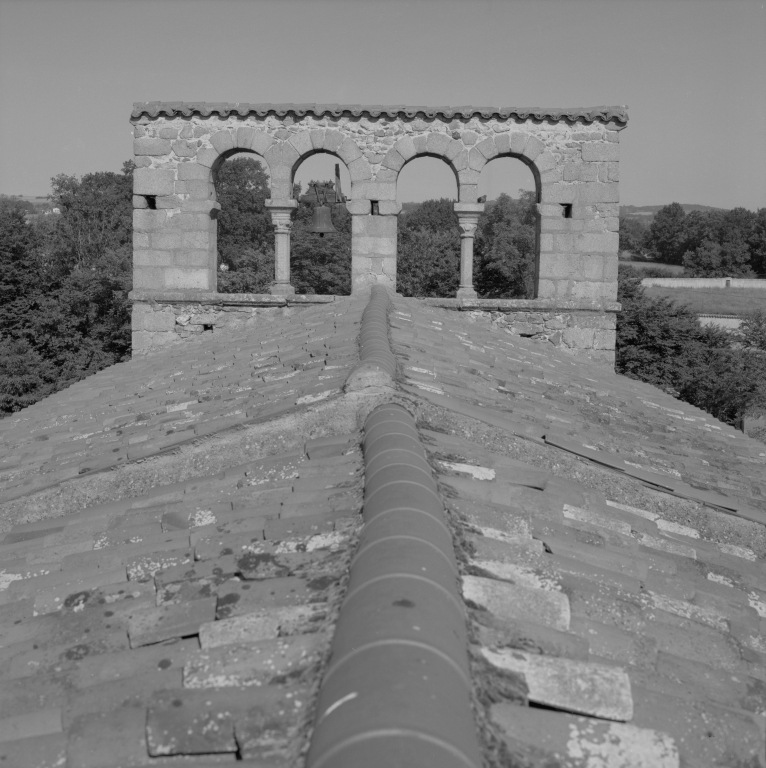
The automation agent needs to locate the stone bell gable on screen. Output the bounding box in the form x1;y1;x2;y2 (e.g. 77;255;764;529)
129;103;627;362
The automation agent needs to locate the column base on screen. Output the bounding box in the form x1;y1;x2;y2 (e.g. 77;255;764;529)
456;287;478;299
270;282;296;296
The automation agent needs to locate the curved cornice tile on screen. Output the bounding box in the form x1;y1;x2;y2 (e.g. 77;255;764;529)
130;102;629;124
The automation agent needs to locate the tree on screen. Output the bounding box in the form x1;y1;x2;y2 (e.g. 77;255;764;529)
215;156;272;271
217;249;274;294
616;266;723;391
682;238;753;277
646;202;687;264
474;192;536;299
748;209;766;276
737;309;766;352
400;198;459;234
48;162;134;271
618;216;649;257
0;164;134;413
616;265;766;428
397;228;460;297
678;346;766;426
289;182;351;295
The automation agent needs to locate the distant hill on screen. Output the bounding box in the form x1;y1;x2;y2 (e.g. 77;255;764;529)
620;204;725;222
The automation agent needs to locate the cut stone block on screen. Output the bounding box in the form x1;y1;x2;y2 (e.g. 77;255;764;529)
0;707;62;743
481;647;633;721
125;545;194;583
65;668;182;726
146;686;299;757
6;627;130;681
632;685;764;767
475;613;590;660
133;168;175;196
0;732;67;767
215;576;314;620
67;705;150;768
199;605;324;648
183;634;323;688
70;637;199;688
128;596;216;647
463;574;570;631
491;703;679;768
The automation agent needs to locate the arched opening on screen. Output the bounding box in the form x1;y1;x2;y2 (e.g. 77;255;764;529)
475;156;539;299
214;152;273;293
395;156;460;297
290;152;352;295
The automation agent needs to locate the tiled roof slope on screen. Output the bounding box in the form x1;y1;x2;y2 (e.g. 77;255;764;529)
130;102;629;124
0;290;764;767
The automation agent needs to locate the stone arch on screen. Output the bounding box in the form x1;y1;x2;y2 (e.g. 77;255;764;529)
263;129;369;202
382;133;462;195
193;128;276;198
474;151;542;300
131;103;625;357
456;132;549;203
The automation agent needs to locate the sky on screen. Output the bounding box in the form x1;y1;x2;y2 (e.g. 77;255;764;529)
0;0;764;208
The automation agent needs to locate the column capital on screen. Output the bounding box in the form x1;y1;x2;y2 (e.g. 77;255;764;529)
265;199;299;210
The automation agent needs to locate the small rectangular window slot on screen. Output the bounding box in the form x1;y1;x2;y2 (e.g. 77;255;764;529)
371;201;379;215
145;195;157;210
202;324;213;332
561;204;572;219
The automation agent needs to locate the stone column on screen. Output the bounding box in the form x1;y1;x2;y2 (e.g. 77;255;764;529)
454;203;484;299
266;200;298;295
347;199;400;294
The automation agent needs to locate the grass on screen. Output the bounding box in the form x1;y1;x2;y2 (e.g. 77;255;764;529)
643;287;766;316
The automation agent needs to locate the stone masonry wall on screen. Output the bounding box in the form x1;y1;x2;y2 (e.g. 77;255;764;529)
131;295;334;354
130;104;627;362
477;309;617;365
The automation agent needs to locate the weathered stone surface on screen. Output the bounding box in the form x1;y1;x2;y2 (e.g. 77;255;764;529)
481;647;633;720
133;168;175;196
127;596;216;647
134;137;171;156
215;576;314;620
0;708;62;743
130;107;623;316
463;575;570;631
0;732;67;768
183;634;323;688
491;704;679;768
67;706;150;768
198;605;324;648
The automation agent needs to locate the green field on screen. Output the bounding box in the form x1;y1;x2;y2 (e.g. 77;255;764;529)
643;287;766;316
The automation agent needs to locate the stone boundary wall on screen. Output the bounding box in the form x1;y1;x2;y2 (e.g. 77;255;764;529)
642;277;766;289
131;293;334;354
129;103;627;362
425;297;619;365
698;315;743;330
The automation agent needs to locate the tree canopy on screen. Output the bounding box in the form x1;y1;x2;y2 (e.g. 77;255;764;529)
616;265;766;426
639;202;765;276
0;165;133;412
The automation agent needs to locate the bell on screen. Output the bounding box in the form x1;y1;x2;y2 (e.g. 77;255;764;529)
309;205;337;237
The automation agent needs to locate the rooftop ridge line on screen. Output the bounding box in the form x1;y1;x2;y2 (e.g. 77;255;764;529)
306;290;482;768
